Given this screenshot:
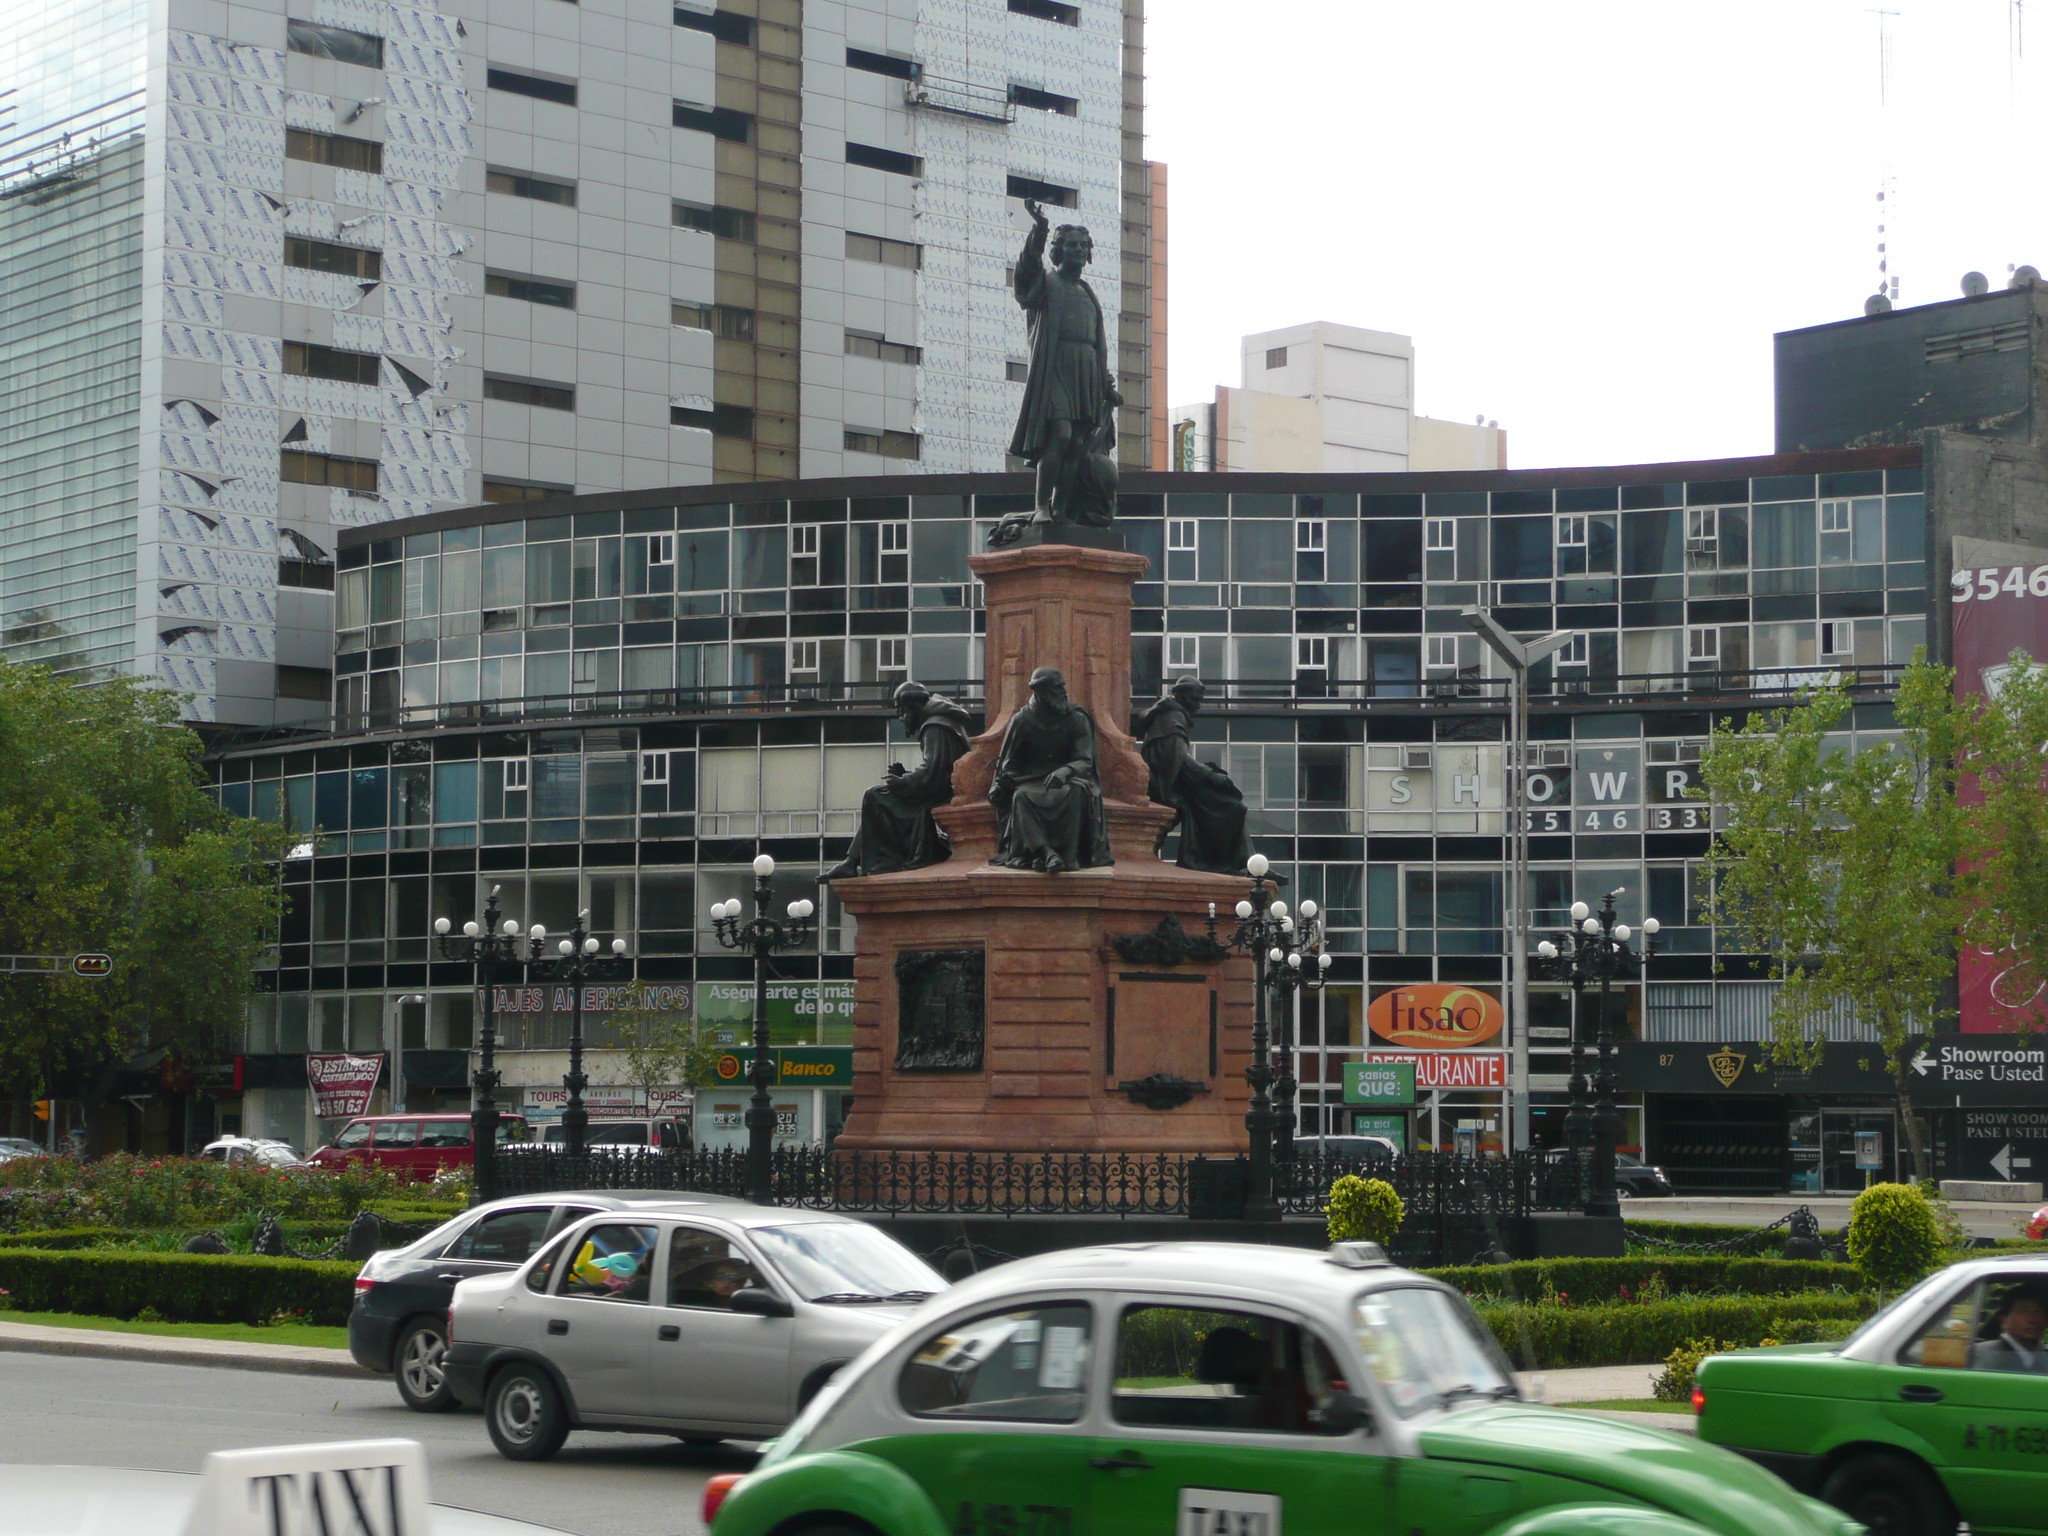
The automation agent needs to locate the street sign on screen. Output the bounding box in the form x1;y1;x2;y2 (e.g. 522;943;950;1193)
72;952;111;978
1342;1060;1417;1106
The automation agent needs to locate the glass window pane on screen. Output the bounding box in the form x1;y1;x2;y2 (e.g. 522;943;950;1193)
1112;1304;1352;1435
532;755;581;817
678;529;729;590
899;1303;1093;1423
700;748;760;813
1231;521;1291;583
558;1224;658;1302
736;527;786;588
585;754;634;816
434;762;478;823
760;747;821;811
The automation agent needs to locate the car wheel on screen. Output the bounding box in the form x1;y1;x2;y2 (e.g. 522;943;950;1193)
485;1365;569;1462
1820;1452;1953;1536
393;1318;456;1412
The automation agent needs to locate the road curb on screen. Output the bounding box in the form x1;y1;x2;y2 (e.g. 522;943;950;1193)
0;1319;372;1379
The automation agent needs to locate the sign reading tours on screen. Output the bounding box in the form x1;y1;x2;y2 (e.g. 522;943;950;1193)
307;1053;383;1118
1366;985;1504;1049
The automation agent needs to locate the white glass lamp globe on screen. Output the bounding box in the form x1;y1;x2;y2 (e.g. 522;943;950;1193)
753;853;775;878
786;902;802;920
1287;952;1302;970
530;924;547;942
710;901;727;920
1270;900;1288;920
1267;947;1285;964
500;919;519;936
1582;917;1602;935
799;899;816;918
1235;900;1254;920
1642;916;1662;936
1613;924;1632;943
1318;952;1333;970
434;917;451;935
1247;853;1270;878
1537;940;1558;959
582;937;599;955
1570;900;1591;922
611;938;627;954
557;939;573;955
1299;900;1318;920
463;920;480;937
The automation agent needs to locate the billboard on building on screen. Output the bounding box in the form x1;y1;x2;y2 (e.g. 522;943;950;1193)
307;1053;382;1118
1366;985;1504;1049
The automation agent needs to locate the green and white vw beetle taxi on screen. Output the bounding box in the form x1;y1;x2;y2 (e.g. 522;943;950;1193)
702;1241;1859;1536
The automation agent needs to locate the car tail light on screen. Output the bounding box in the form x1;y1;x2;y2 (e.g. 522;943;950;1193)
354;1276;375;1297
1691;1387;1705;1414
701;1474;744;1525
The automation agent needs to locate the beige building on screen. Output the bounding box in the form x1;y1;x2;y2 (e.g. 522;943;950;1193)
1170;320;1504;473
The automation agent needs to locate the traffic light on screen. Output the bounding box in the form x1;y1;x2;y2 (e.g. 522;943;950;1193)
72;953;111;978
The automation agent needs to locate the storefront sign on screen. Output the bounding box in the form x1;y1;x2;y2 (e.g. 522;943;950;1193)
1366;986;1503;1049
1342;1060;1417;1106
307;1053;383;1118
522;1085;646;1115
711;1046;854;1089
1349;1113;1408;1149
1364;1049;1505;1089
489;983;692;1016
1910;1041;2048;1087
1958;1109;2048;1184
697;981;856;1046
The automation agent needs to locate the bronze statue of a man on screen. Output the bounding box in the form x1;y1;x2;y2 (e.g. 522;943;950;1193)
990;666;1112;874
825;682;973;879
1140;677;1254;875
1007;199;1122;529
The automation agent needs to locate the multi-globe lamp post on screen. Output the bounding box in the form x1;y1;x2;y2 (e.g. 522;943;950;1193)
524;912;632;1157
1265;892;1332;1173
434;886;546;1204
1532;889;1659;1220
709;854;816;1205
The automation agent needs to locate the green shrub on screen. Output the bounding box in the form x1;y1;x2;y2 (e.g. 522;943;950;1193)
1848;1182;1945;1291
0;1154;408;1232
1477;1291;1874;1369
1422;1255;1863;1304
1326;1176;1405;1245
1652;1337;1732;1401
0;1247;359;1326
1766;1314;1860;1345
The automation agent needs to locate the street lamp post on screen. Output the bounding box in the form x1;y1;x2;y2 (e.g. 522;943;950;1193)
709;854;815;1206
1461;607;1575;1158
1267;899;1332;1171
1215;853;1311;1222
388;993;426;1115
525;911;632;1157
434;887;544;1205
1532;889;1659;1220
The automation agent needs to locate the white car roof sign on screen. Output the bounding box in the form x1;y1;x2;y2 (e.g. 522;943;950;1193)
180;1440;430;1536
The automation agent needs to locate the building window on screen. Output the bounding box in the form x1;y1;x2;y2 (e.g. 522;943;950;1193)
487;66;577;106
280;448;378;492
1296;520;1326;553
1688;628;1720;663
484;270;576;309
1167;519;1197;553
848;142;923;177
672;300;756;339
878;636;908;674
845;428;921;460
673;102;752;141
285;128;383;174
286;19;383;67
1266;346;1288;370
483;373;576;411
675;7;753;43
880;522;910;583
276;665;332;700
671;402;755;438
284;236;380;280
1005;358;1030;383
847;230;921;269
1556;632;1588;667
1008;83;1078;115
1296;636;1328;671
282;341;380;386
845;329;922;366
503;758;529;794
649;534;676;567
1425;635;1459;670
641;750;670;787
482;477;573;503
1166;635;1198;672
1008;0;1080;24
1425;518;1455;552
1557;514;1588;547
278;558;336;590
674;201;757;242
791;524;820;585
1821;620;1853;657
1005;172;1076;208
789;638;821;675
486;167;577;206
847;47;916;78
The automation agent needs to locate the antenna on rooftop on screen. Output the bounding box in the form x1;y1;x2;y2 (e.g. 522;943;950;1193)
1870;9;1901;308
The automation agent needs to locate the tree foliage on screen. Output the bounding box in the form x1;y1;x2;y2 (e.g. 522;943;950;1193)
1955;656;2048;1033
1699;659;1968;1179
0;660;286;1120
610;1004;724;1111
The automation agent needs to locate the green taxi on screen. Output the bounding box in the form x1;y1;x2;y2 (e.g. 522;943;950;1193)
703;1241;1857;1536
1698;1254;2048;1536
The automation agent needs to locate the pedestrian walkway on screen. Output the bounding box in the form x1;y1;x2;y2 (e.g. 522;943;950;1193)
0;1318;364;1378
1637;1194;2034;1241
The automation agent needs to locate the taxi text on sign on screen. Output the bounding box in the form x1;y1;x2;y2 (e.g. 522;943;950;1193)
181;1439;430;1536
1366;985;1504;1049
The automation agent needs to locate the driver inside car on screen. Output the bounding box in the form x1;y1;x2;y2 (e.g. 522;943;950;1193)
1972;1283;2048;1372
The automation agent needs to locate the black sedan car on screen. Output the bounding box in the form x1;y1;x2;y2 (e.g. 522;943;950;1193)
1616;1152;1677;1196
350;1189;736;1410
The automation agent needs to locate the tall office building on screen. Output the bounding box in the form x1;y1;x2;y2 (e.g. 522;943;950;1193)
0;0;1155;725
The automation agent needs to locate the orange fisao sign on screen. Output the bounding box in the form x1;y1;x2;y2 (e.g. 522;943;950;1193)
1366;986;1505;1049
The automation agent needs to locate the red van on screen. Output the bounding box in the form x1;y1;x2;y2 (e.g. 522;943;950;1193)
307;1113;530;1180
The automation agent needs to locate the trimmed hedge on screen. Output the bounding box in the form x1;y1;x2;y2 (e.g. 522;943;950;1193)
1478;1292;1874;1369
0;1228;150;1251
1424;1255;1863;1304
0;1247;359;1326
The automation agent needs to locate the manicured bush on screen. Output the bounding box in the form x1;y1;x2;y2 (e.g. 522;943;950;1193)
0;1228;150;1251
1423;1254;1863;1304
0;1154;407;1232
1652;1337;1731;1402
0;1247;359;1326
1766;1314;1860;1344
1477;1291;1874;1369
1326;1176;1405;1245
1847;1182;1944;1291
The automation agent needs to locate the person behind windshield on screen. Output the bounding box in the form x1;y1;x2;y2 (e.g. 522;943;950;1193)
1972;1284;2048;1372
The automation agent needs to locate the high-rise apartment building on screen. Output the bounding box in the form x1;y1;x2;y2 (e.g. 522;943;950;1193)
0;0;1157;725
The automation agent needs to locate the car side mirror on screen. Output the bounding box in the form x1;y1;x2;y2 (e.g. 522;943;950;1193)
730;1287;795;1318
1311;1390;1375;1435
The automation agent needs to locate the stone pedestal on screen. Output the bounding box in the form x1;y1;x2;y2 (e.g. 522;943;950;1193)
833;541;1253;1152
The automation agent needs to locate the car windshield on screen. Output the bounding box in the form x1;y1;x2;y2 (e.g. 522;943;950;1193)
748;1222;944;1303
1353;1286;1518;1417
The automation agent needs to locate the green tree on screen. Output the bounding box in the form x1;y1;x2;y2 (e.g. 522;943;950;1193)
1699;659;1968;1181
610;1003;724;1122
1954;656;2048;1034
0;659;286;1146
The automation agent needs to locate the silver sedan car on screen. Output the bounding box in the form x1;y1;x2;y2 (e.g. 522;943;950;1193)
442;1200;944;1460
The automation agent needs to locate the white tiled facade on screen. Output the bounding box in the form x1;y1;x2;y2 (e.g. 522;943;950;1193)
4;0;1135;725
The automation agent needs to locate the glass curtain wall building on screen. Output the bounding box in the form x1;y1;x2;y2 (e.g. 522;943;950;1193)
210;452;1944;1190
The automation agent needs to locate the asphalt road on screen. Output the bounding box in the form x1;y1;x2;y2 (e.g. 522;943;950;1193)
0;1352;756;1536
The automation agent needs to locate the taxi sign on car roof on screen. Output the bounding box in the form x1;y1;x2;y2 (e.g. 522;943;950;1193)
180;1439;430;1536
1325;1240;1391;1268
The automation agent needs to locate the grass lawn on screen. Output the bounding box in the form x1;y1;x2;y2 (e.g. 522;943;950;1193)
0;1309;350;1350
1559;1398;1692;1415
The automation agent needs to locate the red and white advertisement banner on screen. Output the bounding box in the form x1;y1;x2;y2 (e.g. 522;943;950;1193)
307;1053;384;1118
1364;1050;1506;1090
1951;538;2048;1032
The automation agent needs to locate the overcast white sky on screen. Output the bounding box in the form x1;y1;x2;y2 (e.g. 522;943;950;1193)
1146;1;2046;469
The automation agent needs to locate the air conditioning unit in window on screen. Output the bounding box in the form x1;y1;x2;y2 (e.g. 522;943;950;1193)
1401;745;1433;772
